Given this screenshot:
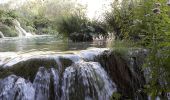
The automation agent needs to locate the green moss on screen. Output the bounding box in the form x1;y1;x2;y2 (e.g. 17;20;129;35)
59;57;73;74
0;58;58;81
0;68;13;79
0;57;74;81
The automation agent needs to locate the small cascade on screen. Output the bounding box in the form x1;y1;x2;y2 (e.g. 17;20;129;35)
33;67;51;100
1;48;166;100
12;19;33;37
61;61;116;100
0;75;18;100
0;31;5;38
0;48;117;100
50;68;60;100
0;75;35;100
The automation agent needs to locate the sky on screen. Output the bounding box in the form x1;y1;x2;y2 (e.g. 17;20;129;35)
0;0;112;19
0;0;10;4
77;0;112;19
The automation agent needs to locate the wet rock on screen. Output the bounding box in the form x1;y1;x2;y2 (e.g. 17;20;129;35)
0;57;73;82
0;58;58;81
95;49;147;99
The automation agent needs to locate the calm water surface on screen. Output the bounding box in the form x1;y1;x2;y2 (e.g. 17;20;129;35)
0;35;107;52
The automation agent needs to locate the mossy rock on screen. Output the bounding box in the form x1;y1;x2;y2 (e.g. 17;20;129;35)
95;50;145;99
0;56;73;81
58;57;73;74
0;58;58;81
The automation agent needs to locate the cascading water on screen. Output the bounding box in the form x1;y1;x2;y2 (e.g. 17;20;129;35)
1;48;167;99
0;31;5;38
12;19;33;37
61;61;116;100
0;48;117;100
0;75;35;100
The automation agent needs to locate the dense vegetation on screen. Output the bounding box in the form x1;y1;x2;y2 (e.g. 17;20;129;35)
57;13;107;41
0;0;107;41
0;0;169;99
0;9;18;37
105;0;170;99
0;0;86;36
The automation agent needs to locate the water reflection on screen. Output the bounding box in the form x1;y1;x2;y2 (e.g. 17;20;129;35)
0;35;106;52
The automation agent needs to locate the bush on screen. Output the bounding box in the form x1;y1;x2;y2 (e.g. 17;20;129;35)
56;13;108;41
0;24;18;37
90;20;107;35
57;14;87;36
106;0;170;98
70;32;93;42
104;1;133;40
0;9;19;37
33;16;49;29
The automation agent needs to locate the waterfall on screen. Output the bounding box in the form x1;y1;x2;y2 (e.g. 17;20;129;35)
13;19;33;37
0;75;35;100
0;48;116;100
0;48;168;99
61;61;116;100
0;31;5;38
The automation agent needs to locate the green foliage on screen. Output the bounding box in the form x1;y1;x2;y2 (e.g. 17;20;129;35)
106;0;170;98
111;92;121;100
109;39;137;56
90;20;107;35
0;24;17;37
33;16;49;29
0;9;17;25
0;9;18;37
57;13;88;36
104;1;133;39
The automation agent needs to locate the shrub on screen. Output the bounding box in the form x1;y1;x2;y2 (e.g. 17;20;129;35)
57;14;87;36
56;13;108;41
106;0;170;98
33;16;49;29
0;24;17;37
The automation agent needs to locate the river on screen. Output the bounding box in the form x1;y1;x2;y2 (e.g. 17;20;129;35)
0;35;106;52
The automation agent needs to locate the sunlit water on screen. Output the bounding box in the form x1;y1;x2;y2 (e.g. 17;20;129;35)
0;35;106;52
